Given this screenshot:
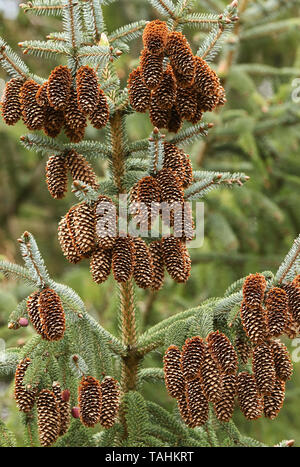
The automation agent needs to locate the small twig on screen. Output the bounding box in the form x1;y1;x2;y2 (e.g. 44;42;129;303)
0;46;28;79
202;23;225;60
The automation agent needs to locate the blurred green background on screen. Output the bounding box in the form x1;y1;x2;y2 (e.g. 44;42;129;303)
1;0;300;446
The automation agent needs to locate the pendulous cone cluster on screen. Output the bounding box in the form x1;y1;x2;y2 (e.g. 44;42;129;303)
128;20;225;132
1;65;109;142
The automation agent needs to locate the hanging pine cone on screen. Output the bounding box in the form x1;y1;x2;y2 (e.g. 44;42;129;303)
185;377;209;428
187;98;203;124
149;240;165;291
193;56;220;96
36;81;48;107
163;142;184;180
72;202;97;255
252;342;276;395
237;372;263;420
132;237;153;289
207;331;238;375
182;154;193;188
157;168;184;205
142;19;168;55
90;246;112;284
1;77;24;125
20;80;45;130
58;215;82;264
76;65;100;115
112;236;135;283
45;154;68;199
64;87;87;133
38;288;65;341
242;273;267;308
128;67;151;113
167;105;182;133
52;382;71;436
14;358;37;413
284;311;300;339
47;65;72;111
64;121;85;143
95;195;117;250
213;374;236;423
136;175;161;228
173;205;195;242
27;291;47;339
152;65;176;110
200;347;223;403
176;86;197;120
166;32;195;87
263;379;285;420
181;336;205;381
149;92;171;129
235;335;252;364
266;287;288;338
270;340;293;382
163;345;185;399
78;375;102;427
292;274;300;288
43;106;64;138
89;88;109;129
240;300;268;345
196;92;220;113
99;377;120;429
177;390;193;427
140;48;164;90
37;389;60;447
65;150;98;189
282;283;300;324
161;236;189;283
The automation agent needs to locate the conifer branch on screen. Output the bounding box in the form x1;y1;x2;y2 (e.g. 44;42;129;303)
0;43;29;79
275;234;300;284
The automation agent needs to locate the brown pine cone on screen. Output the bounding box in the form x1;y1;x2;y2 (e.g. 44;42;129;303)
266;287;288;338
36;81;49;107
47;65;72;111
167;105;182;133
242;273;267;308
282;283;300;325
252;342;276;395
163;142;184;180
207;330;238;375
65;150;98;189
152;65;176;110
163;345;185;399
292;274;300;288
270;340;293;382
237;372;263;420
132;237;153;289
27;291;47;339
161;236;190;283
99;377;120;429
43;106;64;138
58;215;83;264
186;377;209;428
176;86;197;120
263;379;285;420
38;288;65;341
149;92;171;129
1;77;24;125
166;32;195;87
64;121;85;143
181;336;205;381
157;167;184;205
20;80;45;130
193;56;220;97
64;86;87;132
52;382;71;436
112;236;135;283
177;390;193;427
240;300;268;345
142;20;168;55
200;347;223;403
37;389;60;447
90;246;112;284
76;65;100;115
78;375;102;427
95;195;117;250
14;358;37;413
235;335;252;364
213;374;236;422
128;67;151;113
140;48;164;91
89;88;109;129
149;240;165;291
72;202;97;255
45;154;68;199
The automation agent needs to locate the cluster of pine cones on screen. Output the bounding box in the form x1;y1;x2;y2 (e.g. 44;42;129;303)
14;359;120;446
164;332;239;427
26;287;66;341
128;20;225;132
164;272;300;426
1;65;109;142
